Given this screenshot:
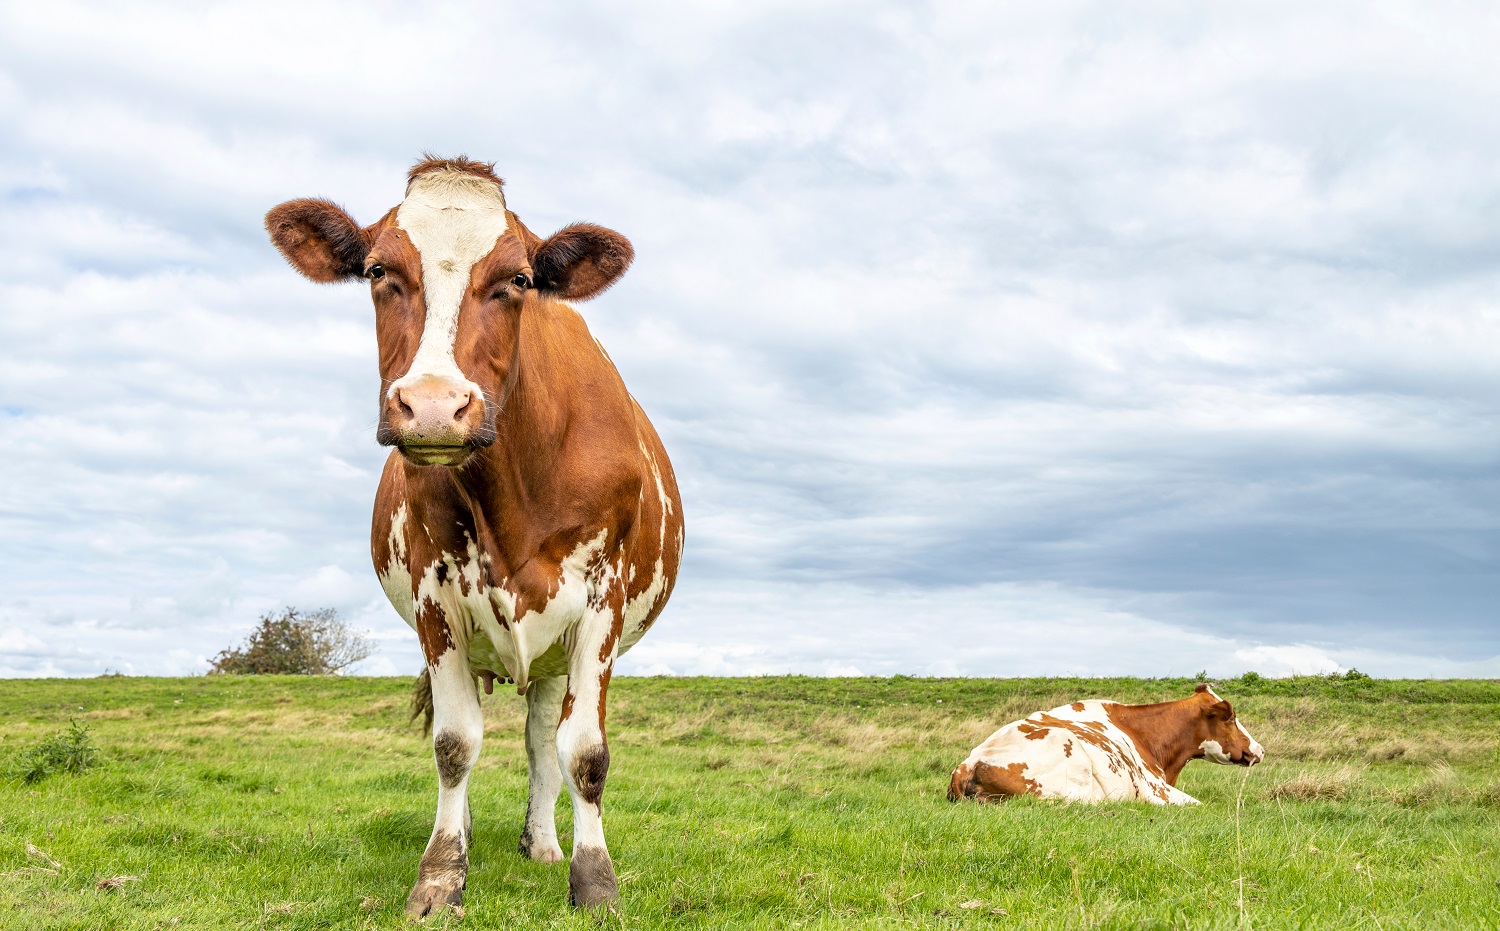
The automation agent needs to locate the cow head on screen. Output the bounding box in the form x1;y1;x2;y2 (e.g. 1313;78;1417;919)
1190;684;1265;766
266;157;633;467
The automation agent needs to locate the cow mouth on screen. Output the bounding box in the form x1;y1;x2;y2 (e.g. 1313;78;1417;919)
399;444;475;467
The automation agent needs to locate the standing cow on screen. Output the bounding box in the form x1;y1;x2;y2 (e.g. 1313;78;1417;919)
265;157;683;913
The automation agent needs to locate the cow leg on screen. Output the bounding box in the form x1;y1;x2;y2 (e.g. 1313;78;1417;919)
557;612;621;909
406;649;483;919
519;676;566;863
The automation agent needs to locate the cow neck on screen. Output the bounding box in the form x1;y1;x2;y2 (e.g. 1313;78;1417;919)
1105;698;1202;786
441;304;569;572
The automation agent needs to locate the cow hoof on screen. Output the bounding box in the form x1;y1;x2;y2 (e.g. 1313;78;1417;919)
569;846;619;909
518;826;564;864
521;839;564;864
405;881;463;919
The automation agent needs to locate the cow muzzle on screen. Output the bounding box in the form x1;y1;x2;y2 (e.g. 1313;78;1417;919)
382;374;490;466
1242;739;1265;766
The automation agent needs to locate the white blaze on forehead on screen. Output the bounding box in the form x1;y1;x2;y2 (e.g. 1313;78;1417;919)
391;169;510;392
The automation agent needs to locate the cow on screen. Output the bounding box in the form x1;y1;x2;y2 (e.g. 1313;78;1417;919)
948;684;1264;805
264;156;683;914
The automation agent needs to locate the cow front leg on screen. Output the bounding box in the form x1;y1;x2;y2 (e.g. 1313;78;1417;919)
557;611;622;909
519;676;566;863
407;649;483;919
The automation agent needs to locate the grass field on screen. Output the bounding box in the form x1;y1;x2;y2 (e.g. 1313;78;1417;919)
0;675;1495;930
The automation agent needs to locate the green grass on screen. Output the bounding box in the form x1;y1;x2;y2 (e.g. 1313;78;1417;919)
0;675;1496;929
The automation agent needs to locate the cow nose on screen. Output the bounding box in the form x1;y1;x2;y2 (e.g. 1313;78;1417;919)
394;382;472;427
385;374;483;448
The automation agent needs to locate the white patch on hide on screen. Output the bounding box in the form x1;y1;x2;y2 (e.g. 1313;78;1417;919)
403;528;610;692
619;445;672;656
378;504;416;630
1199;739;1233;764
507;529;609;690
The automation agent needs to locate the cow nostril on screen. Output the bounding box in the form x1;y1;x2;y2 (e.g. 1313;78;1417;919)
394;390;416;421
453;392;474;422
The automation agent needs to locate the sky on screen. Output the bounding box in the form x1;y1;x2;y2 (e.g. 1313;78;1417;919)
0;1;1496;679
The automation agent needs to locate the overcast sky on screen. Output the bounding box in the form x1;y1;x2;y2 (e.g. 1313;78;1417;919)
1;1;1496;679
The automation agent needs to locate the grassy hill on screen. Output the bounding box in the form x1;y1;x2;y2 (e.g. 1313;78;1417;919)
0;675;1495;929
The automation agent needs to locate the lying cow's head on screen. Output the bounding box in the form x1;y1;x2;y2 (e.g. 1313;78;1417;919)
1190;683;1265;767
265;156;633;467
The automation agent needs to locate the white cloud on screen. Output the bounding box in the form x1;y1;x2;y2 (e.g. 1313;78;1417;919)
1234;645;1343;678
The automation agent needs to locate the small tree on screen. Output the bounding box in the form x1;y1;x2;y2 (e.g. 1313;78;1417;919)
209;607;374;675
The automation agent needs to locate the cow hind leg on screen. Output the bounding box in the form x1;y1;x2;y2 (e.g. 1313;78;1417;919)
965;760;1039;802
519;676;566;863
406;650;483;919
557;613;621;909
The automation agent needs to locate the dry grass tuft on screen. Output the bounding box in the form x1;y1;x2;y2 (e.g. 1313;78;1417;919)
1363;740;1410;762
95;875;142;891
1393;762;1458;806
1265;767;1362;801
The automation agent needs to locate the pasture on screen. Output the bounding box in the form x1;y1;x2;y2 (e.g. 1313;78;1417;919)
0;675;1495;930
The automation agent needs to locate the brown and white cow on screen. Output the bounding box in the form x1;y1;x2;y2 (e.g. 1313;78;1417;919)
265;157;683;914
948;684;1264;805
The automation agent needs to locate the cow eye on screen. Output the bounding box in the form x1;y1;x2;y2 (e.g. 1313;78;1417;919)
366;264;385;280
512;273;530;289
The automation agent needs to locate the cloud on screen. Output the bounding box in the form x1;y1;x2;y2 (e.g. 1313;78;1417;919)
0;1;1496;679
1233;645;1342;678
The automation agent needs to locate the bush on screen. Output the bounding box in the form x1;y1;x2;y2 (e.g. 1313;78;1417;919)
18;720;99;783
209;607;374;675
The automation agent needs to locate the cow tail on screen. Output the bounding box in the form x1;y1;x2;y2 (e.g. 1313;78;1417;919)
410;666;435;736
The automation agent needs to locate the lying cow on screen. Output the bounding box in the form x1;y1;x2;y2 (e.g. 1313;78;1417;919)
948;684;1264;805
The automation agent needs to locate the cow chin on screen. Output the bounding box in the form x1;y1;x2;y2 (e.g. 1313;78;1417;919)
378;421;494;468
399;444;476;467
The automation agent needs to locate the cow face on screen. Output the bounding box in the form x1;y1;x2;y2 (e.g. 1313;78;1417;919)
1191;684;1265;766
266;158;633;467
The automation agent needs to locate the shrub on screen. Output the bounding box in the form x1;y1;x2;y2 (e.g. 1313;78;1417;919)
209;607;374;675
18;720;99;783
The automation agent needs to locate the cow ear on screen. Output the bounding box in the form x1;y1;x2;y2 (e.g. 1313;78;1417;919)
1194;683;1211;694
265;198;371;283
1207;700;1233;719
532;223;634;301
